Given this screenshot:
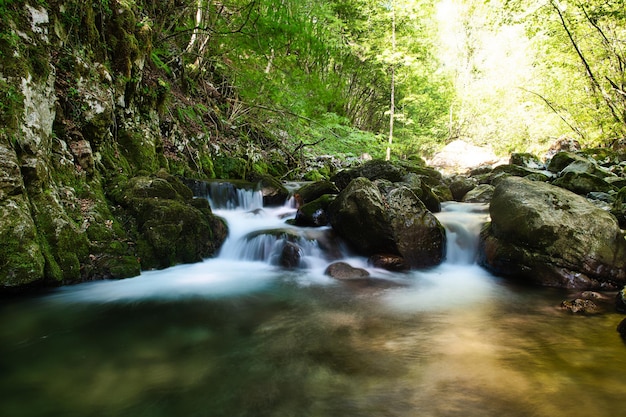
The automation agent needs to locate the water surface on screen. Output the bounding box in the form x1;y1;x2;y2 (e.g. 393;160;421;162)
1;192;624;416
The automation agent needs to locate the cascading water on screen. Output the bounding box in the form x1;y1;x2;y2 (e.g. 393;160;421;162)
3;181;626;417
200;181;330;270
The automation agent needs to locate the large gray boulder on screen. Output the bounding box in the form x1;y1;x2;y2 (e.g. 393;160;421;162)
479;176;626;289
328;177;446;269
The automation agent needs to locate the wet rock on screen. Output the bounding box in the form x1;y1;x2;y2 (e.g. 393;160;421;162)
328;177;446;269
552;171;616;195
247;173;289;206
293;194;335;227
478;176;626;289
294;181;339;205
331;160;406;190
324;262;370;279
616;287;626;313
449;176;478;201
279;241;302;269
368;254;408;272
560;299;601;314
462;184;494;203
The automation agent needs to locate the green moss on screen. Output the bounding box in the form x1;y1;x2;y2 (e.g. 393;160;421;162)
0;197;46;287
213;155;246;179
30;191;90;283
117;129;159;174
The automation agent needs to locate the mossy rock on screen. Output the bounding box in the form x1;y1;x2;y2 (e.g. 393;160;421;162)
294;181;339;205
112;174;227;270
552;171;616;195
611;186;626;228
578;148;625;165
132;198;227;269
0;196;45;288
294;194;336;227
331;160;407;190
547;152;589;173
117;129;159;174
28;191;90;284
510;153;544;169
247;173;289;206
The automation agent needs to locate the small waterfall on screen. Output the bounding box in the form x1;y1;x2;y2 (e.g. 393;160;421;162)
436;202;490;265
190;180;264;210
196;180;329;268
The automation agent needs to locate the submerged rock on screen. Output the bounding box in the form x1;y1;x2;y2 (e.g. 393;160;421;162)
324;262;370;279
478;176;626;289
560;299;601;314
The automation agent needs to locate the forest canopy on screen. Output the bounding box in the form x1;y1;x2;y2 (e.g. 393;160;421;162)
48;0;626;160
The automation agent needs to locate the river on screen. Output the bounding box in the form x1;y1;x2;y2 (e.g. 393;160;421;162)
1;184;625;416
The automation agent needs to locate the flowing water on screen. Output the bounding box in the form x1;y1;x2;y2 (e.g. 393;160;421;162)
1;184;626;417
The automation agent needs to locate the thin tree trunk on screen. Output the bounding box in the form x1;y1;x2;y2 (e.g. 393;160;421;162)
386;2;396;161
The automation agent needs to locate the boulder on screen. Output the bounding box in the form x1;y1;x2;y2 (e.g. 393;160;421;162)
449;176;478;201
279;241;302;269
112;174;227;269
462;184;494;203
551;171;616;195
610;187;626;228
324;261;370;279
294;181;339;205
331;159;406;190
328;177;446;269
247;173;289;206
328;177;396;255
547;151;588;173
293;194;335;227
428;140;502;173
510;153;545;169
369;254;408;272
478;176;626;289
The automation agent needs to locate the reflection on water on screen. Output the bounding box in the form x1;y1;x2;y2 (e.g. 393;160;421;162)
1;197;625;416
1;274;625;417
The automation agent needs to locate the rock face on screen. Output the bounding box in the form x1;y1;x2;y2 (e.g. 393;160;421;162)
479;176;626;289
328;177;446;269
0;3;235;291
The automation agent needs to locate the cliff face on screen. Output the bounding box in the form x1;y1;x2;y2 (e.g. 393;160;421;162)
0;1;244;291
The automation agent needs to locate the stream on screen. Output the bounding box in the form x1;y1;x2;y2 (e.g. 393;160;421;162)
1;183;625;417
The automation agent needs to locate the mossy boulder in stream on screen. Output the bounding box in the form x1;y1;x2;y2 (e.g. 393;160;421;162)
479;176;626;289
110;173;227;270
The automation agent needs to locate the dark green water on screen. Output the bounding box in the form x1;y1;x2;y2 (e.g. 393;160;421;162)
1;267;625;417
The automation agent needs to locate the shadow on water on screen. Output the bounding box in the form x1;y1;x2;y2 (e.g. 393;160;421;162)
1;190;625;417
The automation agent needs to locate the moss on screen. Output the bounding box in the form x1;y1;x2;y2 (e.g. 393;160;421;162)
30;191;90;283
0;197;46;288
199;154;216;178
117;129;159;174
213;155;246;179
